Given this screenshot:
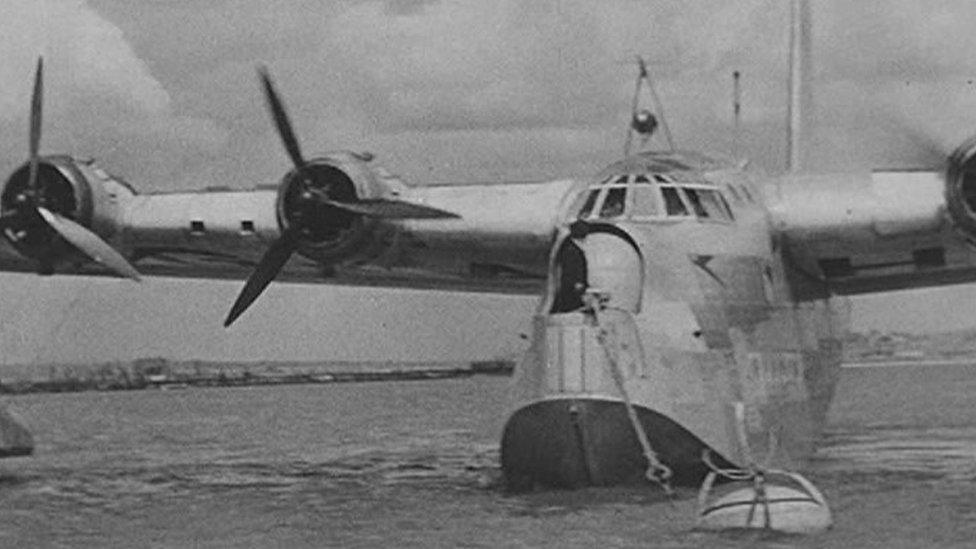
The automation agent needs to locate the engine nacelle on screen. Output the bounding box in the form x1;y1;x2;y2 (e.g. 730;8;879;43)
944;134;976;240
0;155;132;268
276;151;399;266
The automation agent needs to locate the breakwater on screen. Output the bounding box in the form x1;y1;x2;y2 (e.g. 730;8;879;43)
0;358;514;395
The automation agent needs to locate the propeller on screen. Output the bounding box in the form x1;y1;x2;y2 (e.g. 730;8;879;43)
223;68;458;327
36;207;141;280
0;57;140;280
224;227;299;328
28;57;43;196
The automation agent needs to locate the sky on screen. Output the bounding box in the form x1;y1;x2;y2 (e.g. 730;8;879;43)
0;273;536;365
3;1;976;363
8;0;976;190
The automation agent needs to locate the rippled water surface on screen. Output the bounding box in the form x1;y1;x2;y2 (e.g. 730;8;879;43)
3;364;976;547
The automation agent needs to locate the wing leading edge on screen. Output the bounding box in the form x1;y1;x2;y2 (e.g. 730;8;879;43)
118;177;579;289
0;63;582;308
771;141;976;299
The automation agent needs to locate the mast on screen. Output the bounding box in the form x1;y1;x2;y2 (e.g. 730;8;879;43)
786;0;812;173
623;59;644;157
733;70;742;158
624;57;675;157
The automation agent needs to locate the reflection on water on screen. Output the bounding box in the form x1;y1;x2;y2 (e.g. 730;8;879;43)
0;366;975;547
820;426;976;480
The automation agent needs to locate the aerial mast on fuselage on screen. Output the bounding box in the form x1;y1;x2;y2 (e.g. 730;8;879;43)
624;56;675;157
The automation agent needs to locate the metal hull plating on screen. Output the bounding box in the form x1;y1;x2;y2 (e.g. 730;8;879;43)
502;396;733;489
502;298;846;490
501;193;849;489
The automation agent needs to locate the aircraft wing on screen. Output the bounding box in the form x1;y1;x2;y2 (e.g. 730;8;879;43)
0;154;578;294
0;59;580;324
770;139;976;299
118;175;578;295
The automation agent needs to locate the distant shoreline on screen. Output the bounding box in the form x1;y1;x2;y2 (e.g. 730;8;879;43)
3;353;975;396
843;358;976;368
0;359;515;396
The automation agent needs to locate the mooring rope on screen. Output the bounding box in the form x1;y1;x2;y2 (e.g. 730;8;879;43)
699;404;784;529
702;448;755;481
583;291;674;497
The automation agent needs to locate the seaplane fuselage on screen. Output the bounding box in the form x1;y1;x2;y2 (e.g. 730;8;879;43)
500;150;845;489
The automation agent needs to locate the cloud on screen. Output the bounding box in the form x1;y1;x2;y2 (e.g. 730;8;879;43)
0;0;226;190
320;0;976;173
8;0;976;189
318;0;773;134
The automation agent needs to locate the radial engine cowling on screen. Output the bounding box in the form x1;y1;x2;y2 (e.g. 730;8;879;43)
944;134;976;240
0;155;128;268
275;151;399;266
224;68;461;327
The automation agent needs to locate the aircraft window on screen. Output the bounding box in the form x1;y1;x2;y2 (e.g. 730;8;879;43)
599;187;627;217
697;189;732;220
190;220;205;235
578;175;733;222
717;193;735;219
630;187;658;217
240;220;255;234
661;187;690;216
577;189;600;218
683;188;709;217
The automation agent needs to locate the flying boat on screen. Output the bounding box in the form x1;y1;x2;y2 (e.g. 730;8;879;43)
4;2;976;528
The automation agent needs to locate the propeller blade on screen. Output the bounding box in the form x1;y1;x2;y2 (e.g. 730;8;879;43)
301;187;459;219
35;207;141;280
898;125;948;168
875;115;949;169
258;66;305;169
28;57;44;194
325;198;460;219
224;228;299;327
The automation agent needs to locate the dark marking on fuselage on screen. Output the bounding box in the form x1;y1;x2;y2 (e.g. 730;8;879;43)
691;254;726;287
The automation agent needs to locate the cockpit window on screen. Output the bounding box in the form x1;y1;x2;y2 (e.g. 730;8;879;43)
574;172;733;222
661;187;690;216
684;187;735;221
600;187;627;217
683;188;709;217
631;186;658;216
717;193;735;219
577;189;600;218
702;189;734;220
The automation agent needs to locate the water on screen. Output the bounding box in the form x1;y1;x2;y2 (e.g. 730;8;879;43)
2;364;976;547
